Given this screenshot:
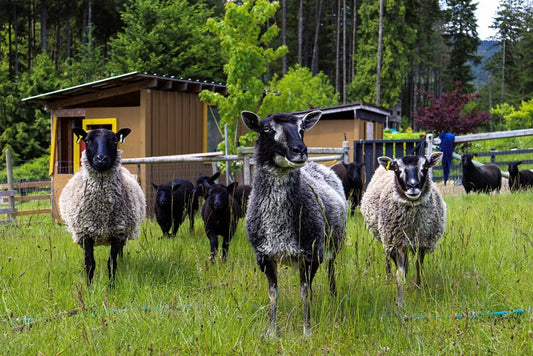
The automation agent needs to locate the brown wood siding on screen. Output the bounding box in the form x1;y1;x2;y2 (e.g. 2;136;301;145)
151;90;204;156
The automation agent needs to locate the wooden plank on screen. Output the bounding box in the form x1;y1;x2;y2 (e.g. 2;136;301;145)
0;181;51;190
0;190;17;197
15;195;51;202
0;207;18;214
16;208;51;216
453;128;533;143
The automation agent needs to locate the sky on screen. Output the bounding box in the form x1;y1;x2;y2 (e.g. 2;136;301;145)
475;0;500;40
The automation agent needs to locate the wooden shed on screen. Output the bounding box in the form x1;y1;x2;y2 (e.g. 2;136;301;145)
23;72;228;220
23;72;389;220
292;102;390;147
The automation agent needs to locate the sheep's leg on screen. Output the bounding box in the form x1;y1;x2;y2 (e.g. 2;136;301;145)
327;256;337;296
82;238;95;285
395;247;408;310
260;258;278;337
108;239;124;285
221;233;230;262
416;248;426;288
207;232;219;263
300;260;319;337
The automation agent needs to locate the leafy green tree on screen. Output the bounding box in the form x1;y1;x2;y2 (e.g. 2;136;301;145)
491;99;533;130
107;0;224;82
199;0;288;160
259;65;338;116
347;0;416;109
442;0;481;92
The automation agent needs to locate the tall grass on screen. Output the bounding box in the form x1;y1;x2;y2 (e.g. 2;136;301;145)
1;191;532;354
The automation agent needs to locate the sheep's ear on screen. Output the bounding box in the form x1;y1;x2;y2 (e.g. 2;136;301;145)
426;152;443;168
241;111;262;132
378;156;394;170
210;172;221;183
301;110;322;131
227;182;239;195
72;128;87;143
151;183;159;190
116;128;131;143
516;161;522;166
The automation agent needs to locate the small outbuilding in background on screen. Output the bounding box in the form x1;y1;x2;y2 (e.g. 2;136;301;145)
24;72;390;220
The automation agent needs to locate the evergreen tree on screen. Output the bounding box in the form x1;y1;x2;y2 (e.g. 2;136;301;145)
107;0;224;82
348;0;416;109
442;0;480;92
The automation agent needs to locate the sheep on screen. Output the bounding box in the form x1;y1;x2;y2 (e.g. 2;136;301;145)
201;182;241;262
232;183;252;217
461;153;501;193
360;153;446;309
331;161;364;215
195;171;250;217
241;110;347;337
194;172;221;199
59;128;146;285
508;161;533;192
152;178;198;237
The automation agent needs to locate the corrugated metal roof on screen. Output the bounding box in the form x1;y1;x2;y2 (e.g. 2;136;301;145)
22;71;227;104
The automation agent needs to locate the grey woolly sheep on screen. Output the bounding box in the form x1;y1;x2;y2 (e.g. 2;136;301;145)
360;153;446;308
241;110;347;337
461;153;501;193
508;161;533;192
59;128;146;285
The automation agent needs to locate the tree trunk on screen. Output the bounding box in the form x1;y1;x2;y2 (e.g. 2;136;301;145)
311;0;323;74
282;0;287;75
335;0;340;94
351;0;357;84
342;0;346;103
40;0;47;53
298;0;303;66
376;0;384;106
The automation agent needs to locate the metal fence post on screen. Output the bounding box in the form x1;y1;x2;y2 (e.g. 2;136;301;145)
342;141;350;164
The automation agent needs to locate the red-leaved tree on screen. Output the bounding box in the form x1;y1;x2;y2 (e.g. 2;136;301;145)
414;81;491;134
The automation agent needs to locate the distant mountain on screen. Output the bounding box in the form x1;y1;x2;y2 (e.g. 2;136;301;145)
472;40;500;89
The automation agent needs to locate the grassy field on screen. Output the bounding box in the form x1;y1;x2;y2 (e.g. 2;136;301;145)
1;190;532;355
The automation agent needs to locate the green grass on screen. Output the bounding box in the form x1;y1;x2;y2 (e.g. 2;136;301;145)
1;191;532;354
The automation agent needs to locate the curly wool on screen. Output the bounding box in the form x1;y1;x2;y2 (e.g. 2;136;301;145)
360;166;446;254
246;161;346;264
59;150;146;246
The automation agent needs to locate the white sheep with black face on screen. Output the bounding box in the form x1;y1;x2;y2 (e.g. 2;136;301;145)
59;128;145;285
360;152;446;308
241;110;347;337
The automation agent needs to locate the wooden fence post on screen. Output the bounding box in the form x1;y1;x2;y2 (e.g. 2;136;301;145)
5;148;17;223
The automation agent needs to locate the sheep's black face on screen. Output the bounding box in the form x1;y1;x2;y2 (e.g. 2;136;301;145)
262;114;308;168
344;162;363;183
155;187;172;208
508;161;521;176
84;129;120;172
241;110;322;170
206;185;229;212
392;156;428;200
462;154;474;168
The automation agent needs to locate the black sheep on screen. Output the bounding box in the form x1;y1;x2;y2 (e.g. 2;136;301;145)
194;172;221;199
508;161;533;191
201;182;241;262
461;154;501;194
331;161;364;215
232;183;252;217
152;178;198;237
